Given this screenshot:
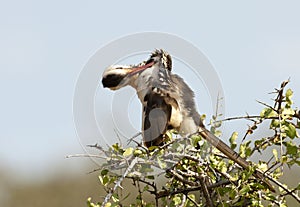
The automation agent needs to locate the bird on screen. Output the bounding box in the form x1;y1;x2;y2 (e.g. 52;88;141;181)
102;49;275;192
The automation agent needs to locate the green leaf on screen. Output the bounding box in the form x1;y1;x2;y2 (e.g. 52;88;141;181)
143;185;149;192
101;169;109;176
229;132;238;150
217;187;231;196
281;155;288;163
284;122;297;139
239;141;252;158
173;196;181;205
112;193;119;202
102;175;109;186
104;202;111;207
214;121;222;128
146;175;155;180
273;149;278;162
282;108;295;119
214;130;222;137
260;107;277;118
123;147;134;157
148;146;158;151
239;185;251;195
200;114;206;122
191;135;202;147
157;157;167;169
286;88;293;98
112;143;120;152
258;161;268;172
285;88;293;106
133;149;143;156
165;130;173;139
271;119;280;128
285;141;298;155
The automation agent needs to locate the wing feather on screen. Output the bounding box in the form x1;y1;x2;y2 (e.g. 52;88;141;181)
142;92;171;147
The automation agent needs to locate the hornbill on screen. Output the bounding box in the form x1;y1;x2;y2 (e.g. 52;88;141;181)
102;49;275;192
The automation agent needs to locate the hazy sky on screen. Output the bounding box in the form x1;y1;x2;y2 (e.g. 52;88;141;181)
1;1;300;179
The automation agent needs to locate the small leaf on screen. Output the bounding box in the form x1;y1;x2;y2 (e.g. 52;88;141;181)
229;132;238;150
271;119;280;128
273;149;278;162
99;175;109;186
285;88;293;106
143;185;149;192
157;158;167;169
146;175;155;180
123;147;133;157
112;193;119;202
191;135;201;147
214;121;222;128
173;196;181;205
112;143;120;152
284;122;297;139
281;155;288;163
282;108;295;119
260;107;277;118
239;141;252;158
104;202;112;207
214;130;222;137
148;146;158;151
218;160;228;173
165;130;173;139
285;141;298;155
133;149;143;156
239;185;251;195
101;169;109;176
258;161;268;172
102;175;109;186
200;114;206;122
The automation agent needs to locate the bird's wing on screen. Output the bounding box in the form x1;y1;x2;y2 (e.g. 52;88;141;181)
141;69;177;148
142;91;172;147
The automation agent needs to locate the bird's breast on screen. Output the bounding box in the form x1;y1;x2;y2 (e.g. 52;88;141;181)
169;106;183;129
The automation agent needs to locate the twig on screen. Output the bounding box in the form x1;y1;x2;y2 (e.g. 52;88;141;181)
274;79;289;110
169;169;198;186
156;180;231;199
66;154;106;159
199;175;214;207
186;194;199;207
101;157;139;207
87;143;104;151
257;100;278;113
219;115;260;122
263;172;300;203
126;132;142;145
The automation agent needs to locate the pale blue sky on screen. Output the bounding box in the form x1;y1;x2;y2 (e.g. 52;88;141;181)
1;1;300;179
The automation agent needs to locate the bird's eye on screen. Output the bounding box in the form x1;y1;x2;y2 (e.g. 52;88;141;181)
115;67;123;69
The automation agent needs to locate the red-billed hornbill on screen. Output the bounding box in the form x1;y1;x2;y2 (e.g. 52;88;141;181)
102;49;274;191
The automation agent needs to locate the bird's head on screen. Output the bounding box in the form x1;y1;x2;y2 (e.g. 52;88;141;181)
102;49;172;90
146;49;172;71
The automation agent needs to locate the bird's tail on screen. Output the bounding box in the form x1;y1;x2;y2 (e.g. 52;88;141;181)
198;127;275;192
